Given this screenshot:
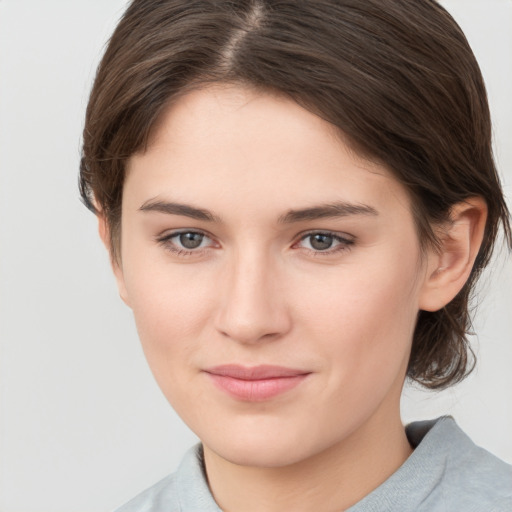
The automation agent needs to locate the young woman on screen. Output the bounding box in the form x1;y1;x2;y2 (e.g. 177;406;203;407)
80;0;512;510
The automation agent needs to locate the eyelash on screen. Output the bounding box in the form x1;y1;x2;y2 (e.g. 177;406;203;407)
156;230;355;257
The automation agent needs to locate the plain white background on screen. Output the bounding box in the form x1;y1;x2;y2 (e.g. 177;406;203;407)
0;1;510;511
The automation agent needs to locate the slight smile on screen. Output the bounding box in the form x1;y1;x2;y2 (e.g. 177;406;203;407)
203;365;312;402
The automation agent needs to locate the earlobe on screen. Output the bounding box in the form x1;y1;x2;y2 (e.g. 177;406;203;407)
97;214;131;308
419;197;487;312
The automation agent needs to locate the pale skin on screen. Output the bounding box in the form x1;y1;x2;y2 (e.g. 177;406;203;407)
99;84;487;512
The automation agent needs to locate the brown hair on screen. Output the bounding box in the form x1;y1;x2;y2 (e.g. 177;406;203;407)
80;0;511;389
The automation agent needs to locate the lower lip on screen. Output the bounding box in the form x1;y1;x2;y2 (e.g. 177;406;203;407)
205;373;310;401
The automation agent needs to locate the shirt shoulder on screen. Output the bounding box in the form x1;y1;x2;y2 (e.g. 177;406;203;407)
113;472;180;512
420;418;512;511
113;444;221;512
348;416;512;512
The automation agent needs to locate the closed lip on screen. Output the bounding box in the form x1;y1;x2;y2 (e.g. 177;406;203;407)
203;364;311;401
203;364;311;380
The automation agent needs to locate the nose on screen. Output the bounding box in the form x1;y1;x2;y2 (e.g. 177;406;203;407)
214;250;292;345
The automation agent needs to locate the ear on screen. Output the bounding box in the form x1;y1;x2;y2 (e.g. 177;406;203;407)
97;213;131;308
419;197;487;312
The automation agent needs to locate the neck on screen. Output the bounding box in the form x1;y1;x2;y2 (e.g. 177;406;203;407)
202;405;413;512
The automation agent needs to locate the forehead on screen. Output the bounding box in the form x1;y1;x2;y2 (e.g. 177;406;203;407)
125;84;413;224
146;84;364;169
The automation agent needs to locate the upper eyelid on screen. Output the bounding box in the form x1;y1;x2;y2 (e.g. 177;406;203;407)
157;228;215;241
294;233;354;253
297;230;354;243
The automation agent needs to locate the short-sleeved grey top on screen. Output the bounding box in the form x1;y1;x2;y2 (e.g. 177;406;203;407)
114;416;512;511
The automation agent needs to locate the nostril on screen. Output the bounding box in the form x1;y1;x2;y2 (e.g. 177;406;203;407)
214;303;292;345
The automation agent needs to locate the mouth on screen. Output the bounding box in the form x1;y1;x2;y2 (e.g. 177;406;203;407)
203;365;311;401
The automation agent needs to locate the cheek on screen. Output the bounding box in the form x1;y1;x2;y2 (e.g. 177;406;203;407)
122;258;217;383
294;255;420;381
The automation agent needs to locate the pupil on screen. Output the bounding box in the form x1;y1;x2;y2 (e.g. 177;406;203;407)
311;234;333;251
180;232;203;249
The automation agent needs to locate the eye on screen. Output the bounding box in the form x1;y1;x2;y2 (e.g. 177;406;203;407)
176;232;206;249
156;230;215;255
296;231;354;255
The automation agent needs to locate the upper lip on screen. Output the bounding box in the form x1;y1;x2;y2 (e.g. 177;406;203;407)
204;365;311;380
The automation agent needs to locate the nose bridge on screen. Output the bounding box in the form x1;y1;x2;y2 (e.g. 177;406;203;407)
215;242;290;344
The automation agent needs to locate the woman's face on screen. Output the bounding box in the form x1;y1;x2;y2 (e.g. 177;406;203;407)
115;84;432;467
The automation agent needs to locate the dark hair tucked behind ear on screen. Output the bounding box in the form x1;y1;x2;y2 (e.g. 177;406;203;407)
80;0;511;389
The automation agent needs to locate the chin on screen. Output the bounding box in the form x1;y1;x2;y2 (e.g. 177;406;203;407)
215;440;310;468
201;422;335;469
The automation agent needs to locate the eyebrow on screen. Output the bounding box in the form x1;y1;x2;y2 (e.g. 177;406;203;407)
139;199;221;222
139;199;378;223
278;202;378;223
